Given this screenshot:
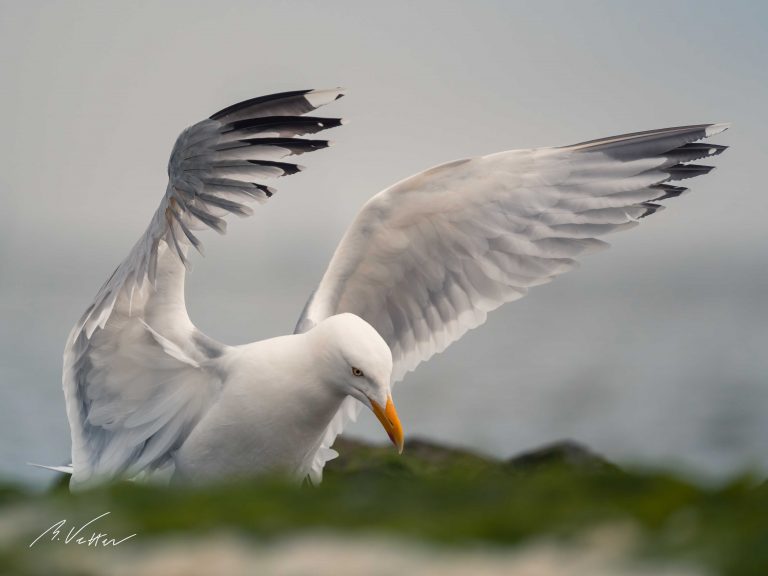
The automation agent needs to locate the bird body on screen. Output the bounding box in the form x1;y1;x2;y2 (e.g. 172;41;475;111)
55;87;729;490
174;334;333;483
174;315;391;484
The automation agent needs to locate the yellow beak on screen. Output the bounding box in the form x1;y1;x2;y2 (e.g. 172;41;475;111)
369;395;404;454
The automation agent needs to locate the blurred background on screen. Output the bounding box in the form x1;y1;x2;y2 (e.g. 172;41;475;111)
0;0;765;488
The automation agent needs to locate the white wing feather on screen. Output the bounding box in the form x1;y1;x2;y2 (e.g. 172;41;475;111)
63;88;345;488
297;123;730;480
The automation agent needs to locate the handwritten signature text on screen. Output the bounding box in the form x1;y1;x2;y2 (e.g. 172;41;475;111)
29;512;136;548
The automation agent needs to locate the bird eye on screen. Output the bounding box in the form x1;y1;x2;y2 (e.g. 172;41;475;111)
351;367;364;377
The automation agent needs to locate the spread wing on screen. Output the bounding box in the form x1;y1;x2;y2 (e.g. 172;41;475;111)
63;88;345;488
296;122;730;481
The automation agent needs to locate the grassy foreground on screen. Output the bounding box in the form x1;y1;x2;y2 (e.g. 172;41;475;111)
1;438;766;575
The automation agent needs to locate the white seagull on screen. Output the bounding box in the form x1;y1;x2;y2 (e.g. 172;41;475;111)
55;88;728;490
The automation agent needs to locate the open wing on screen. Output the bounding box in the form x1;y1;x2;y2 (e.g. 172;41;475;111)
63;88;345;488
296;122;729;481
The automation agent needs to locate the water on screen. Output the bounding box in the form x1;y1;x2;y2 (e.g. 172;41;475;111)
3;247;766;488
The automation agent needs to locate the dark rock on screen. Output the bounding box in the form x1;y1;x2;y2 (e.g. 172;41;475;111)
329;436;620;478
328;435;495;477
401;437;497;465
507;440;621;473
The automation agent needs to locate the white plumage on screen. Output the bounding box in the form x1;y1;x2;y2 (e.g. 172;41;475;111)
58;88;728;489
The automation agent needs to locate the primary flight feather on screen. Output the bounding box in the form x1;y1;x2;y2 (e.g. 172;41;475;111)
59;88;728;489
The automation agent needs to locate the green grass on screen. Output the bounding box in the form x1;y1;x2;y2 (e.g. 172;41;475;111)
2;439;767;576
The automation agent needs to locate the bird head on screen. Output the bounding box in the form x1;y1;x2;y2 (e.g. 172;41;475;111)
314;313;403;453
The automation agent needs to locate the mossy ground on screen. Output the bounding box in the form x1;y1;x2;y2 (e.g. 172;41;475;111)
2;439;766;575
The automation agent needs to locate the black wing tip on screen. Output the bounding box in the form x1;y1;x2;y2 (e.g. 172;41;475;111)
665;164;715;181
565;124;710;151
209;87;345;122
245;159;303;175
565;122;731;158
650;184;689;201
220;116;345;134
674;142;729;158
235;137;332;152
639;202;664;219
209;89;313;121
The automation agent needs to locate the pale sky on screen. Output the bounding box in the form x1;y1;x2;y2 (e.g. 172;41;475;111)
1;0;766;486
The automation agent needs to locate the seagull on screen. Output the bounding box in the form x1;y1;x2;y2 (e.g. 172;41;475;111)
53;88;728;490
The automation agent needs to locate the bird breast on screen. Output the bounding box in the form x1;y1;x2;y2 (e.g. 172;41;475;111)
172;336;346;483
